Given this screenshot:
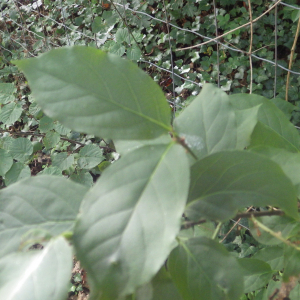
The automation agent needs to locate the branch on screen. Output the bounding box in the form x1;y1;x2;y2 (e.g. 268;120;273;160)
181;209;287;230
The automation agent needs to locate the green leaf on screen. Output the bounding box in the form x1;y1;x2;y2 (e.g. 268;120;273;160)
135;267;183;300
51;152;74;171
250;122;299;152
249;216;298;245
109;43;126;56
92;16;104;33
230;94;300;150
283;245;300;280
73;142;190;299
250;146;300;197
252;246;284;271
0;102;22;125
0;149;13;176
168;237;244;300
78;144;104;169
70;170;93;187
127;45;142;61
39;115;54;133
4;162;31;185
233;105;260;149
0;176;88;258
53;121;71;135
237;258;273;293
44;131;60;149
186;150;298;221
13;46;171;140
270;97;297;119
0;237;72;300
291;9;300;22
174;84;254;160
0;83;16;104
8;137;33;162
39;166;62;175
115;28;131;44
114;134;171;156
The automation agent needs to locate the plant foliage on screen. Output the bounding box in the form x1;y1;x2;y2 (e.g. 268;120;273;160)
0;46;299;299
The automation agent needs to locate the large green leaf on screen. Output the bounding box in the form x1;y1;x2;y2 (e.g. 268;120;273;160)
186;150;298;221
0;237;72;300
250;146;300;197
174;84;237;160
230;94;300;150
168;237;244;300
13;46;172;140
73;142;190;300
237;258;273;293
0;176;88;258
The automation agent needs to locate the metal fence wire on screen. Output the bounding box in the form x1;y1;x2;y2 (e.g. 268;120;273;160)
1;0;300;108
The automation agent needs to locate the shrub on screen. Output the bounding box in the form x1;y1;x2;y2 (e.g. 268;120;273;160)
0;46;300;299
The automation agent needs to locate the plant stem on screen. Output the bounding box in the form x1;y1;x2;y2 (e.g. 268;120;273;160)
212;222;222;240
251;216;300;251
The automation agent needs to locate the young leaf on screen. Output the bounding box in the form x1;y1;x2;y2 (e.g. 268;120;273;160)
230;94;300;150
13;46;172;140
186;150;298;222
174;84;237;160
73;142;190;300
0;237;72;300
168;237;244;300
0;176;88;258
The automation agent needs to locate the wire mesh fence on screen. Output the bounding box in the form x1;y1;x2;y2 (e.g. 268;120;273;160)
1;0;300;107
